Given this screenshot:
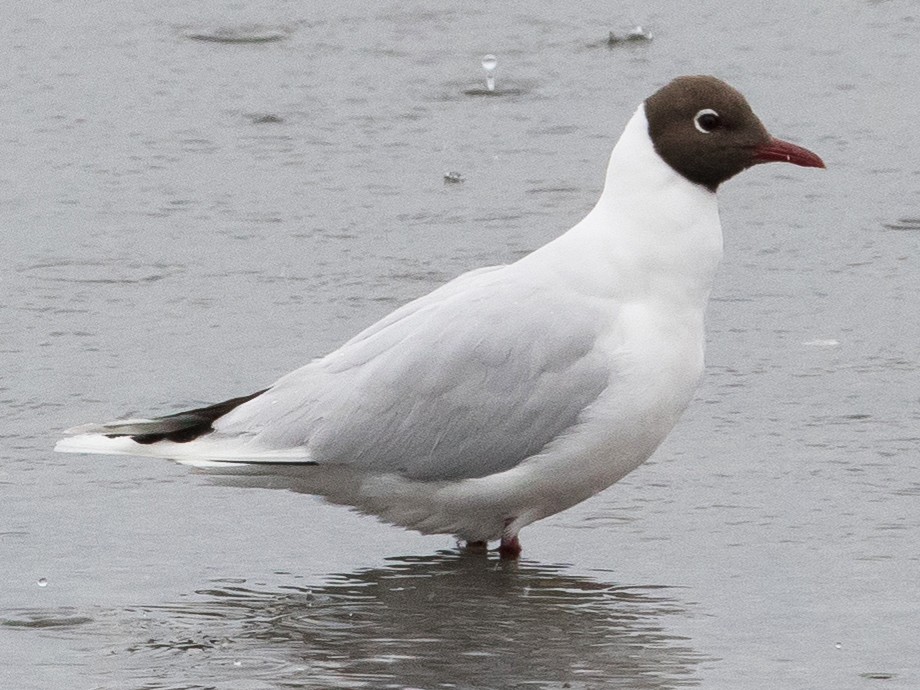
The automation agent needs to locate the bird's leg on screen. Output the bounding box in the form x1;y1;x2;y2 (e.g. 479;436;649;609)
498;534;522;559
498;518;522;559
463;540;489;554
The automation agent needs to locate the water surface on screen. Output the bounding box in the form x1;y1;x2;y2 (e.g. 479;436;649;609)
2;1;918;688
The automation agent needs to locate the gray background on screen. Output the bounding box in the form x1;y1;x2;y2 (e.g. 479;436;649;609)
2;1;918;688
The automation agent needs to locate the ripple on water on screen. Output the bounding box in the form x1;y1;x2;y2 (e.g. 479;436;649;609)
2;610;94;629
2;552;707;689
182;25;292;44
882;217;920;231
19;259;184;286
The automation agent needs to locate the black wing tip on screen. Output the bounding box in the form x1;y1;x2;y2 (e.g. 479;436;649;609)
110;388;269;445
129;426;210;444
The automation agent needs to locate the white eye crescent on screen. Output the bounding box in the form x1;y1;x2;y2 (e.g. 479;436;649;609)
694;108;721;133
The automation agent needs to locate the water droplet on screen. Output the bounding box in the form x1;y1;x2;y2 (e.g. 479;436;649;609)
608;26;653;46
37;578;48;587
626;26;652;41
481;54;497;92
835;642;842;649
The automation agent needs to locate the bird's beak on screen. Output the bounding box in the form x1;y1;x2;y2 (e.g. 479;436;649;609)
753;137;825;168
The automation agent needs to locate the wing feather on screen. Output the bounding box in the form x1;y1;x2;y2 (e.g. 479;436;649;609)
217;267;614;480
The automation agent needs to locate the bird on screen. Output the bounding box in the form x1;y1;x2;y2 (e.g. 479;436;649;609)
56;76;824;558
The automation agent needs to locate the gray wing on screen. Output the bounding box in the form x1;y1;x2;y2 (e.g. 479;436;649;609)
216;267;612;481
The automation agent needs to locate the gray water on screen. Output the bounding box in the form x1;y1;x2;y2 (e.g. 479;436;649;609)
2;1;918;688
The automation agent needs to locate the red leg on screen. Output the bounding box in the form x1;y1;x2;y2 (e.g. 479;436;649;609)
498;534;521;559
498;521;522;560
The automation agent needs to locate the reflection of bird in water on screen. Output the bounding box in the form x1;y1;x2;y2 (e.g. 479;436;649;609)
111;552;706;688
57;77;823;558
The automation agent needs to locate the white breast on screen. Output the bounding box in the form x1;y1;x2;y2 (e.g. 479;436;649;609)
350;106;725;541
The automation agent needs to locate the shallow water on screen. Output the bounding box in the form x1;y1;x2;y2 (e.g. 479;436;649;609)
2;1;919;688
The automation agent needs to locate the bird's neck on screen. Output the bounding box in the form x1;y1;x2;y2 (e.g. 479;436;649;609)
525;104;724;311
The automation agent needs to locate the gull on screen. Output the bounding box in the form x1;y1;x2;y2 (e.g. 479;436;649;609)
57;76;824;558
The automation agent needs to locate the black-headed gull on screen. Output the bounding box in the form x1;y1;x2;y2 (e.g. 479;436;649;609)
57;76;824;558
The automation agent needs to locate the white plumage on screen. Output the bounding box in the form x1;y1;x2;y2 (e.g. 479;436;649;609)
57;76;823;556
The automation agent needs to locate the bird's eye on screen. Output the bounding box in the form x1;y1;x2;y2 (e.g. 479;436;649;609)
694;109;721;133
